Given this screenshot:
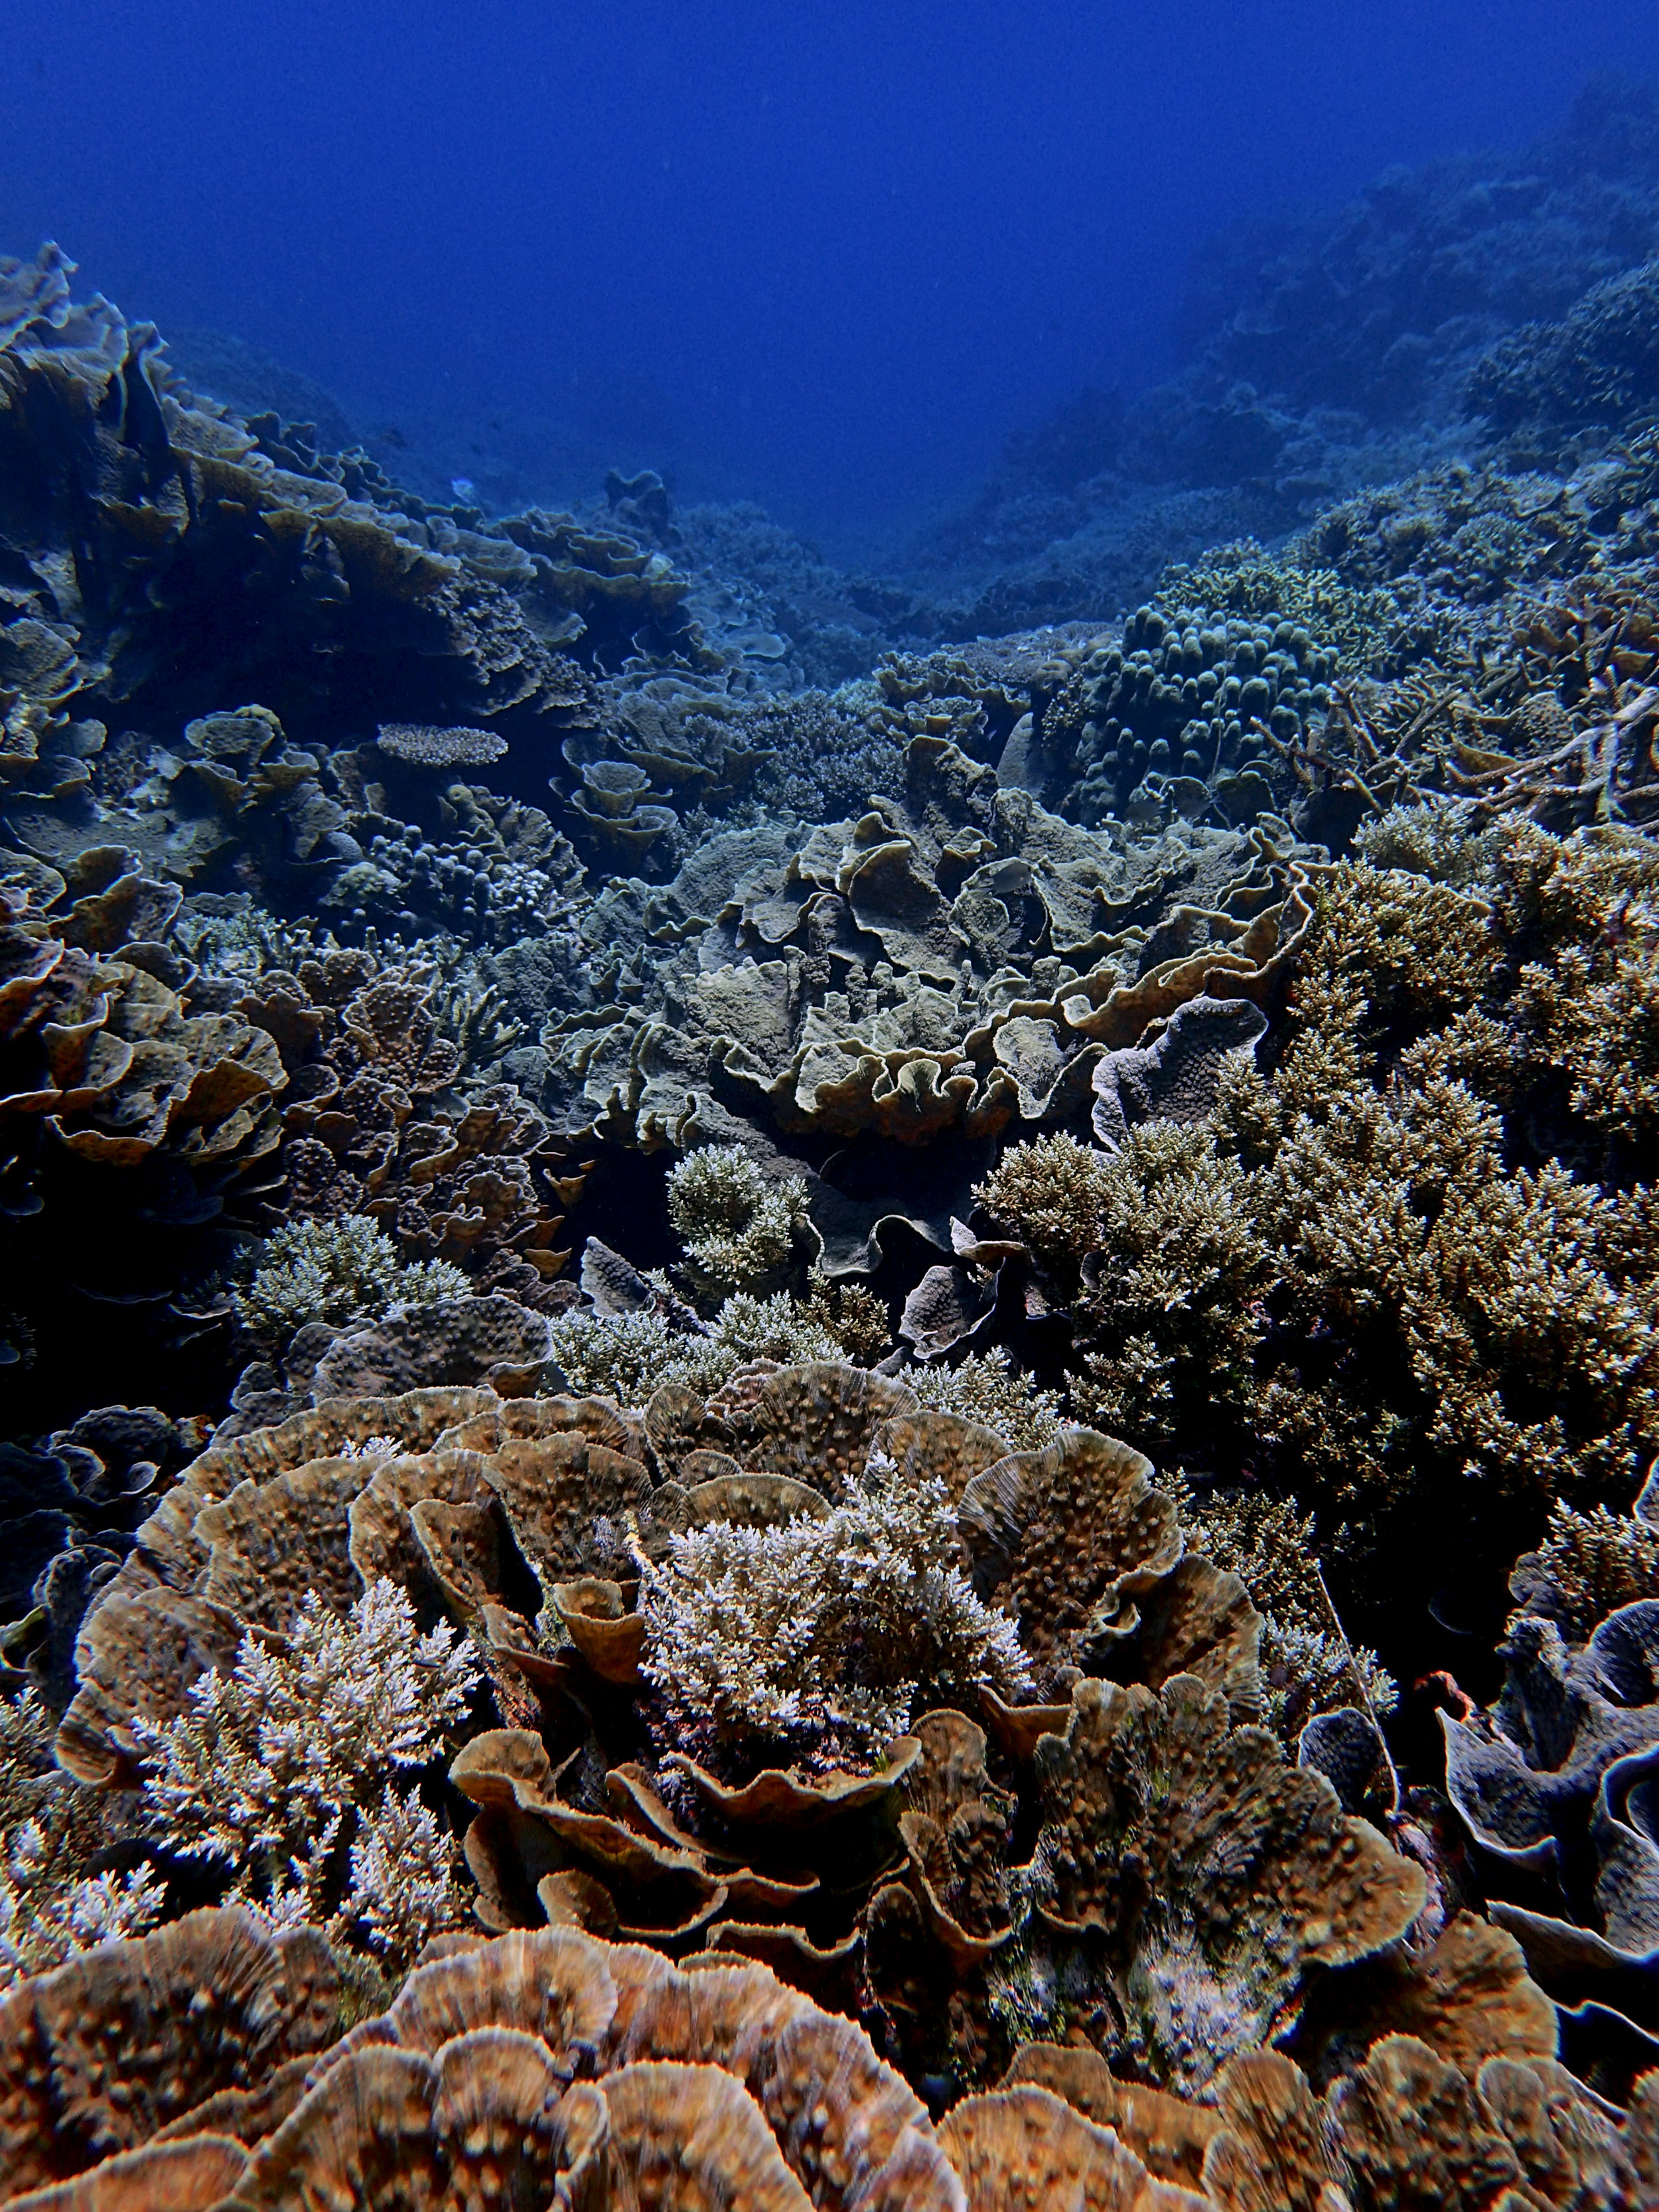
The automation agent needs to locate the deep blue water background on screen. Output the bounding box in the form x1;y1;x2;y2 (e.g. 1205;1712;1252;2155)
7;1;1659;548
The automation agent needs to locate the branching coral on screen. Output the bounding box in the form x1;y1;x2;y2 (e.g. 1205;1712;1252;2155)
1068;1121;1271;1447
545;1305;723;1404
1177;1489;1398;1743
637;1467;1032;1777
1508;1491;1659;1644
232;1213;472;1349
0;1692;160;1990
667;1145;807;1291
906;1349;1066;1451
975;1133;1114;1293
133;1580;478;1967
546;1289;842;1405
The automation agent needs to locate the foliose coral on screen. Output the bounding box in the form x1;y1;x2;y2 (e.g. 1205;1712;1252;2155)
19;116;1659;2181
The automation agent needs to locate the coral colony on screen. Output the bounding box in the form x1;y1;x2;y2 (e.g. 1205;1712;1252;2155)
10;79;1659;2212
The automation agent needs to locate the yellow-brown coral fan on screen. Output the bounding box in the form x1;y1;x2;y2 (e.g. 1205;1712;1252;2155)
1028;1675;1426;2093
0;1925;966;2212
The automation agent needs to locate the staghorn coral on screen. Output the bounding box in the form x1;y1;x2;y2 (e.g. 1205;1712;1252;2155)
637;1464;1032;1778
1068;1122;1271;1448
230;1213;471;1349
956;828;1659;1631
975;1133;1115;1294
545;1304;727;1404
0;1692;159;1992
667;1144;808;1293
1507;1485;1659;1645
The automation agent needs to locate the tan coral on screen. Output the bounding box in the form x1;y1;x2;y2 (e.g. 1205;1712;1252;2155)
871;1411;1015;1504
338;1926;619;2070
1199;2050;1339;2212
601;2060;815;2211
194;1457;373;1629
956;1430;1182;1682
237;2029;607;2211
896;1710;1016;1970
938;2084;1216;2211
0;1908;340;2196
1321;2035;1530;2212
661;1737;923;1833
998;2045;1220;2191
52;1585;242;1786
0;2136;252;2212
1295;1913;1557;2087
346;1445;497;1591
1103;1554;1264;1722
646;1361;919;1499
1029;1675;1426;2093
436;1391;642;1460
552;1576;648;1683
478;1432;668;1593
450;1730;729;1942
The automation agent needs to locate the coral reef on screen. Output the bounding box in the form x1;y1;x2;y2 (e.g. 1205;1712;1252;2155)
11;111;1659;2180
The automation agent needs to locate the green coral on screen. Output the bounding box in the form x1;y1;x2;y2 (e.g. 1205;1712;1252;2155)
974;826;1659;1633
1508;1496;1659;1645
975;1132;1114;1295
799;1270;893;1365
666;1144;808;1291
232;1215;472;1349
545;1307;723;1404
1493;820;1659;1143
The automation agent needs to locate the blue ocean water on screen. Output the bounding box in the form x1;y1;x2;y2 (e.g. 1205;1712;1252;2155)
7;0;1659;544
